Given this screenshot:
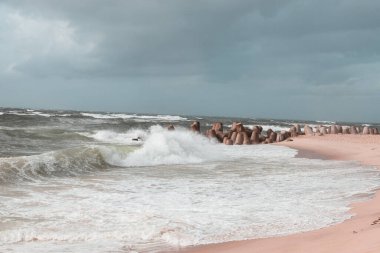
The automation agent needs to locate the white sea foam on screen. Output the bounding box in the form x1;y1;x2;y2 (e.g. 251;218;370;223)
5;110;70;117
31;111;52;117
105;126;220;167
3;108;380;252
81;112;117;119
97;126;296;168
226;124;290;132
260;125;290;132
81;112;187;121
316;120;335;124
7;110;31;116
0;147;379;253
1;126;380;253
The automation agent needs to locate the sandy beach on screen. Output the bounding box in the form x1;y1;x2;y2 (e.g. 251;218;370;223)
181;134;380;253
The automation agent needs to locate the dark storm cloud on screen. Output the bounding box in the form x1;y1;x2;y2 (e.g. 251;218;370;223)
1;0;380;121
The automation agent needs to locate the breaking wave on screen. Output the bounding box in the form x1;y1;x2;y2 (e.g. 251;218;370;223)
104;126;222;167
99;126;296;167
0;126;297;183
0;146;133;183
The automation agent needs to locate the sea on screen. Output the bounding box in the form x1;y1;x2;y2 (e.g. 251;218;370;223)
1;107;380;253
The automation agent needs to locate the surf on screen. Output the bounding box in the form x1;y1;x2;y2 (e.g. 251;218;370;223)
0;145;135;183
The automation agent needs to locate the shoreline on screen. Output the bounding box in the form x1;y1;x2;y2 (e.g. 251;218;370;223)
179;135;380;253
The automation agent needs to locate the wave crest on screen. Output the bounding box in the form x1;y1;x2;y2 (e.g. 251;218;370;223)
0;147;116;183
105;126;221;167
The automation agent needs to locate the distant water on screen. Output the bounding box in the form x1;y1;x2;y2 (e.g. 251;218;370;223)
1;107;380;252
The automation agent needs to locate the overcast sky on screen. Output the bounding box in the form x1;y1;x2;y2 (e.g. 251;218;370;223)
1;0;380;122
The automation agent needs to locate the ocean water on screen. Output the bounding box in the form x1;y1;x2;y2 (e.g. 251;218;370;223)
1;108;380;253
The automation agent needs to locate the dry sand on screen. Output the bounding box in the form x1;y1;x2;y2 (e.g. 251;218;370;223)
180;135;380;253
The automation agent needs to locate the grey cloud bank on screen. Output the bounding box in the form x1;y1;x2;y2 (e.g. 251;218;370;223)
1;0;380;122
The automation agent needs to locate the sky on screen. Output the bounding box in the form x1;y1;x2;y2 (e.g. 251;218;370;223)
1;0;380;122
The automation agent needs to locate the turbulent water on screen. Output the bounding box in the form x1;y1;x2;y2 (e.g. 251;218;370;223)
1;107;380;253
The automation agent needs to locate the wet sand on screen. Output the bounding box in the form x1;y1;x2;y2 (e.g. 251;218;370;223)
180;135;380;253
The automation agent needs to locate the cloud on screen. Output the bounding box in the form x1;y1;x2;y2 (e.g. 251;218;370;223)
0;0;380;121
0;6;99;78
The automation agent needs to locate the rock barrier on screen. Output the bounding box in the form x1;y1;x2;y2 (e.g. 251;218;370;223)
196;122;379;145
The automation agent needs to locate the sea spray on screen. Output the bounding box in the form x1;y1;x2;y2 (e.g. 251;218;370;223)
109;126;220;167
99;126;298;167
0;126;294;183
